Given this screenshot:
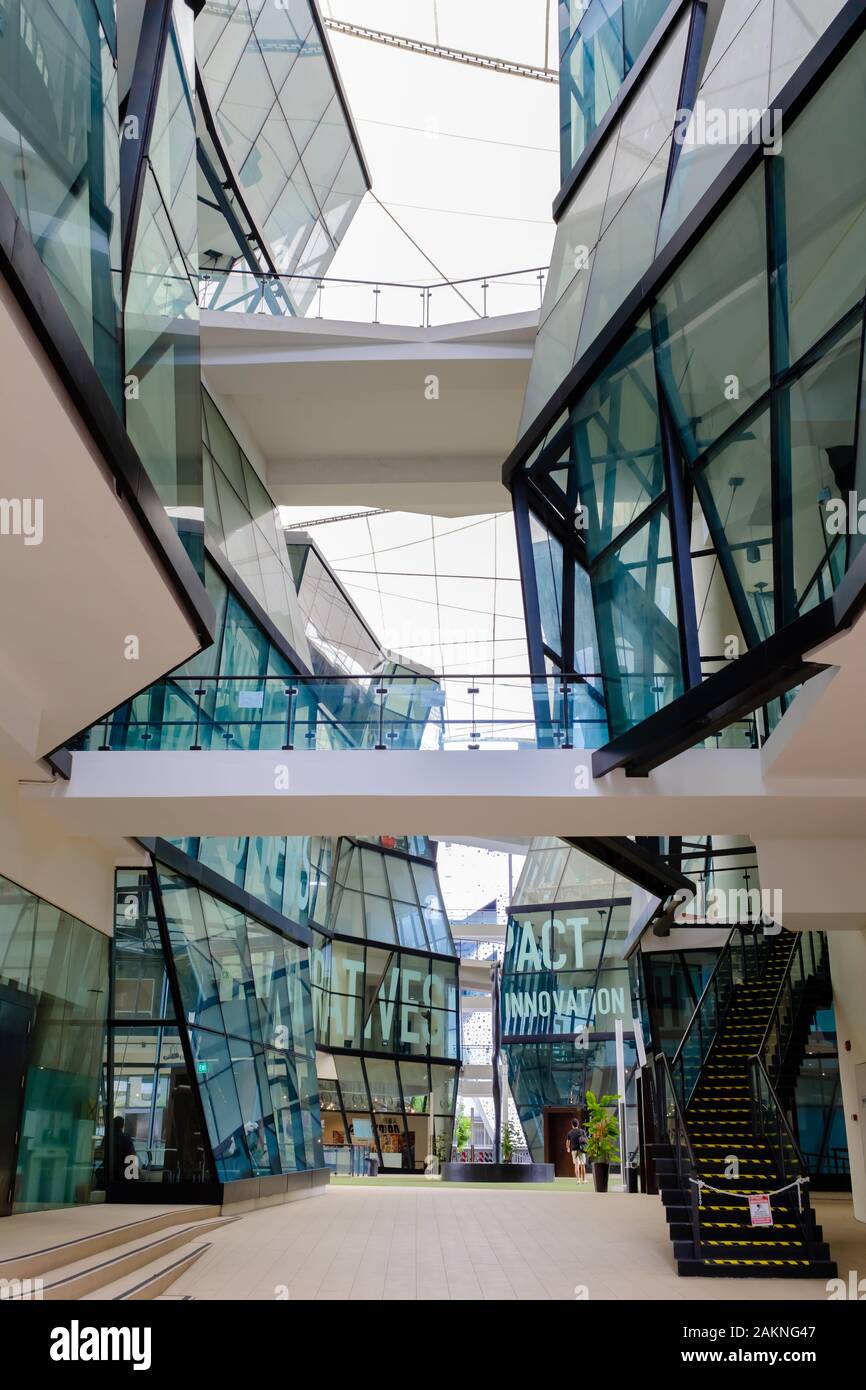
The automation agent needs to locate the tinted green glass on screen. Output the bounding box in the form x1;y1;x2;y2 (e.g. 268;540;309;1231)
0;873;109;1213
0;0;122;406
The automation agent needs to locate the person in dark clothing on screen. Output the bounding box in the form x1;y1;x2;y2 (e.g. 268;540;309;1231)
566;1116;587;1183
111;1115;138;1183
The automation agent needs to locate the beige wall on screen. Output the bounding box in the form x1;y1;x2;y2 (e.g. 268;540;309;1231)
0;769;122;934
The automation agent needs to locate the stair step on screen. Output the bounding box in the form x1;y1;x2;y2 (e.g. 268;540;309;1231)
4;1216;235;1300
81;1241;212;1301
0;1206;222;1281
656;933;834;1280
677;1259;838;1278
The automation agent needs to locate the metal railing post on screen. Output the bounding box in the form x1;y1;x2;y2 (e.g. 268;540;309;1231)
282;684;296;751
375;683;387;749
190;682;206;751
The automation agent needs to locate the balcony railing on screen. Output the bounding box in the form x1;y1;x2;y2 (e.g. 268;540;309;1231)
199;266;549;327
67;670;768;755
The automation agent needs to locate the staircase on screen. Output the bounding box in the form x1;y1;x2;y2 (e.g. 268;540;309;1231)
0;1206;235;1300
653;928;836;1278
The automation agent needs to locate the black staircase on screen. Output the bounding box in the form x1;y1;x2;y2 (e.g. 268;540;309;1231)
652;929;836;1277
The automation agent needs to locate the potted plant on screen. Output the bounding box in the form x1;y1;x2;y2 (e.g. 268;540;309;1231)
583;1091;620;1193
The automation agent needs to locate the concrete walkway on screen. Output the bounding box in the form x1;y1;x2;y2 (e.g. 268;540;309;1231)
165;1186;866;1301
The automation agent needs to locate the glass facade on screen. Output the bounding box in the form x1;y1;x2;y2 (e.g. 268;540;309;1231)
559;0;671;184
197;0;368;314
793;1004;848;1182
0;873;108;1214
312;836;459;1172
108;836;460;1183
0;0;122;406
512;11;866;745
287;536;384;677
502;841;638;1160
202;388;312;663
125;4;201;525
111;866;321;1187
71;387;442;756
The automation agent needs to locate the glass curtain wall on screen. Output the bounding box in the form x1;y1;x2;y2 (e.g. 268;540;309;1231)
559;0;671;182
124;2;201;534
112;866;321;1186
793;1004;848;1184
0;0;122;406
514;18;866;743
312;933;459;1171
310;837;460;1171
502;840;638;1159
0;872;108;1214
196;0;368;314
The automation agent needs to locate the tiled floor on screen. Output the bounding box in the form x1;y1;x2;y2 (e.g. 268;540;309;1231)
164;1187;866;1302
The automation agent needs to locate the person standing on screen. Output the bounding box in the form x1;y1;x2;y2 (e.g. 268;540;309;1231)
566;1116;587;1183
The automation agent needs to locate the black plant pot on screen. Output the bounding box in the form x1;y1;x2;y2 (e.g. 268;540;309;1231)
592;1161;610;1193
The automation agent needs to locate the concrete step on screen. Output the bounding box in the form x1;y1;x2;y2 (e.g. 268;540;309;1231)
4;1215;236;1300
81;1241;212;1301
0;1206;222;1281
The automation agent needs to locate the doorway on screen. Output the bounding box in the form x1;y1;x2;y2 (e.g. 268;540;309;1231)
544;1106;582;1177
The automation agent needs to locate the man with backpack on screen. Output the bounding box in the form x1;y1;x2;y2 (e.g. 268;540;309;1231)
566;1115;588;1183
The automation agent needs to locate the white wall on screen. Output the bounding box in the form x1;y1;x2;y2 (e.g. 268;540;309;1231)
828;929;866;1223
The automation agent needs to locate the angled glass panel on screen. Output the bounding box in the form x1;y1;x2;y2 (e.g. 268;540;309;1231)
265;1048;305;1172
572;316;665;557
781;29;866;365
0;0;122;405
157;874;224;1032
187;1027;253;1181
592;505;683;733
113;872;174;1021
657;0;774;248
695;410;775;640
789;324;861;614
529;514;564;657
654;167;769;461
576;12;689;356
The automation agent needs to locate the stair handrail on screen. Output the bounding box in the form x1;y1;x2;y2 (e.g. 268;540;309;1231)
754;929;801;1061
747;1052;819;1259
654;1051;702;1252
754;930;829;1089
668;925;765;1069
748;1054;809;1173
666;925;766;1112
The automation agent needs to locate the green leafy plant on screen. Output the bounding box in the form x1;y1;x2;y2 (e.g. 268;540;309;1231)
502;1121;520;1163
455;1105;472;1152
583;1091;620;1164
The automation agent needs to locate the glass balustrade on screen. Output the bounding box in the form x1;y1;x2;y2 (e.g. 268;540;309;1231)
67;671;763;754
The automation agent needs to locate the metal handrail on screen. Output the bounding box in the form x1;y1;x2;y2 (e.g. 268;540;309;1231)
199;264;551;293
754;928;801;1060
754;931;829;1090
668;928;736;1072
748;1054;810;1174
747;1054;819;1256
655;1052;702;1250
656;1054;699;1171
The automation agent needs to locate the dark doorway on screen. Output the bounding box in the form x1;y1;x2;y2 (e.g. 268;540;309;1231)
0;984;35;1216
544;1106;582;1177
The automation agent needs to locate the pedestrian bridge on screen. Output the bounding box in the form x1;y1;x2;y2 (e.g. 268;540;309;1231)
26;745;866;844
